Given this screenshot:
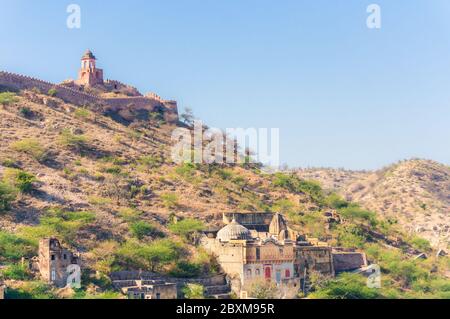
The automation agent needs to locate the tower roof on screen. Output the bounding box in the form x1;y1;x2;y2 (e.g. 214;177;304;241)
82;50;96;60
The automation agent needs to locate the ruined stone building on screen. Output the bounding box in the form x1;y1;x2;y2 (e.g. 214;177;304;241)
33;238;80;288
115;280;177;299
201;212;367;296
110;271;230;299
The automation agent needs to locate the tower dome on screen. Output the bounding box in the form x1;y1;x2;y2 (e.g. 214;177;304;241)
217;219;252;242
77;49;103;86
82;49;96;60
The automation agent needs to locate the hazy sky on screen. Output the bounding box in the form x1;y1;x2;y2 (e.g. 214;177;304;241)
1;0;450;170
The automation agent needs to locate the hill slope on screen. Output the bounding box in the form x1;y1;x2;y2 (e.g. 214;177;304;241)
296;160;450;249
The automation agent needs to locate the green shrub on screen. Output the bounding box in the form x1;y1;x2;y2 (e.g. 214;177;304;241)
170;261;202;278
1;263;31;280
335;224;368;248
410;236;432;252
130;221;163;240
47;88;57;97
309;273;381;299
18;224;58;245
103;165;122;175
115;239;182;272
168;218;204;240
88;196;112;206
339;206;377;226
0;231;35;262
58;129;88;151
175;162;197;180
74;107;91;119
1;158;18;168
2;168;37;193
291;212;327;239
0;92;18;105
385;259;429;287
216;168;234;180
11;138;47;162
19;107;33;118
247;279;279;299
272;173;325;203
411;278;450;299
5;281;56;299
77;290;122;299
117;207;142;222
324;193;349;209
272;199;297;216
127;129;142;141
160;193;179;209
182;283;205;299
0;182;17;212
139;239;182;271
138;155;163;169
19;209;95;244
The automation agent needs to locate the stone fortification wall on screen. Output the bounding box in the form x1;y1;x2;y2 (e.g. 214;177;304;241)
0;71;103;108
0;71;179;123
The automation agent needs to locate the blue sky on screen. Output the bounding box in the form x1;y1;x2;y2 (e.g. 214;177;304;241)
1;0;450;169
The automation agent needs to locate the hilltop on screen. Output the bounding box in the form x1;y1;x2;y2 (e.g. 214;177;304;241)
296;160;450;249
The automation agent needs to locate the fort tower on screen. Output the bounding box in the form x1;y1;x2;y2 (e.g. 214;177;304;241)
76;49;104;86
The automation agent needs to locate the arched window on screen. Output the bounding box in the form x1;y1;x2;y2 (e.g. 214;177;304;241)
285;269;291;278
247;269;252;278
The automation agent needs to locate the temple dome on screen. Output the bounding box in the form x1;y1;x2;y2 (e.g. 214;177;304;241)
217;219;252;242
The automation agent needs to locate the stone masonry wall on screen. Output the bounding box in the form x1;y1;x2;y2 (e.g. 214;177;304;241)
0;71;103;108
0;71;179;123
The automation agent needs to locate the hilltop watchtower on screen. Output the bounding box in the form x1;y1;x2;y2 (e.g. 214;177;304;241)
76;49;104;86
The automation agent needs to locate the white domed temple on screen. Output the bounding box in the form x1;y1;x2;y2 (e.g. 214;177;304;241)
201;212;368;297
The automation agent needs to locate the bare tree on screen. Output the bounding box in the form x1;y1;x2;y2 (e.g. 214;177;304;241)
180;107;195;126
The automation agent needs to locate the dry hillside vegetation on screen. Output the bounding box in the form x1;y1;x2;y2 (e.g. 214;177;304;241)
296;160;450;249
0;90;449;299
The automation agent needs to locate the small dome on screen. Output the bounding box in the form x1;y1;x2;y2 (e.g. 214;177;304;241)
82;50;96;60
217;219;252;242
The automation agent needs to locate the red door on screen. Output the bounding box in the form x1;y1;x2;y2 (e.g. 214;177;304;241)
264;266;272;280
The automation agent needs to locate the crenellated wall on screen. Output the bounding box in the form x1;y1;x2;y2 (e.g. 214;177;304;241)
0;71;179;123
0;71;103;108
